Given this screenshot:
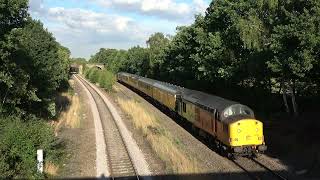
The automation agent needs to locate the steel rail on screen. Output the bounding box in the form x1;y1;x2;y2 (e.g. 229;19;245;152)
250;158;288;180
230;159;261;180
75;75;139;180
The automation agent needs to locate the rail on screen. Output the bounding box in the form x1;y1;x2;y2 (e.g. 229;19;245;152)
75;75;139;180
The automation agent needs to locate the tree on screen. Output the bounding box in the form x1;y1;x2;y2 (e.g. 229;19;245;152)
267;0;320;116
146;32;170;77
0;0;29;112
0;19;70;117
160;24;200;85
125;46;149;76
89;48;128;73
0;0;28;37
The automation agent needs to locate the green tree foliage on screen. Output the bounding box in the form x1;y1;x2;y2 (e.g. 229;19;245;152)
84;67;116;91
0;18;71;116
89;48;128;72
71;57;87;66
89;47;149;75
146;32;170;77
125;46;149;76
0;116;62;179
0;0;29;112
98;70;116;91
0;0;69;177
89;0;320;116
0;0;28;37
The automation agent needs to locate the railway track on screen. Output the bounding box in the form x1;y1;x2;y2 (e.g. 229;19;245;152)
75;75;139;180
231;156;288;180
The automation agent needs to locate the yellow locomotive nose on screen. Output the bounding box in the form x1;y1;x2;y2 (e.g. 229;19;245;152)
229;119;264;147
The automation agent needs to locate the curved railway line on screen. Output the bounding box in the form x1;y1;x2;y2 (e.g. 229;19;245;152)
75;75;139;180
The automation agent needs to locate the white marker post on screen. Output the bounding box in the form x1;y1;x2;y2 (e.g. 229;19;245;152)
37;149;44;173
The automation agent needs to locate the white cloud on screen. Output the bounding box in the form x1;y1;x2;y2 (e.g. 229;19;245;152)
47;7;133;32
27;0;210;58
96;0;208;22
31;6;154;58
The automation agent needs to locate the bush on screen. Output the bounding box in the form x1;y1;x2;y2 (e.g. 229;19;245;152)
89;69;101;84
84;68;116;91
0;116;63;178
99;70;116;91
85;67;94;79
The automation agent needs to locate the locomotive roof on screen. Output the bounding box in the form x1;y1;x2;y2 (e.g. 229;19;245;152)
181;89;237;112
153;82;180;94
119;72;245;113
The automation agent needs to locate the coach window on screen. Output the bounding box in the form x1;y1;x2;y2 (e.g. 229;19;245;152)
183;102;186;112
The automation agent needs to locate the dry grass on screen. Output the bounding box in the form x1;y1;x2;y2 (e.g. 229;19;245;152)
64;93;81;128
45;161;59;176
117;97;199;174
54;80;81;135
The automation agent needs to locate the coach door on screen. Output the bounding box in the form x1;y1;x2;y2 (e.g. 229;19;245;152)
175;96;182;115
213;110;218;136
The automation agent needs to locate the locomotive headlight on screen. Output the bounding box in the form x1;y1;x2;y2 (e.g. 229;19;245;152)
237;129;241;133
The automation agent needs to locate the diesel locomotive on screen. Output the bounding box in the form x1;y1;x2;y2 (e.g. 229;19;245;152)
117;72;267;156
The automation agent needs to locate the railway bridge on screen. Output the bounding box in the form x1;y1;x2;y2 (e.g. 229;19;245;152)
70;63;105;74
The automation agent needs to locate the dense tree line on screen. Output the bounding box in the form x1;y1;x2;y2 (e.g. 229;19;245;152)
0;0;69;177
0;0;70;117
91;0;320;117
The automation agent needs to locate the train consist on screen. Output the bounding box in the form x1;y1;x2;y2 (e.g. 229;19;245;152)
117;72;267;156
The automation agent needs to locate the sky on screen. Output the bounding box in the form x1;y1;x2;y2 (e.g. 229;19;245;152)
28;0;211;59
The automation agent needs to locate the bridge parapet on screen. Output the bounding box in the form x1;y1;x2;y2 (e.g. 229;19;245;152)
86;63;105;70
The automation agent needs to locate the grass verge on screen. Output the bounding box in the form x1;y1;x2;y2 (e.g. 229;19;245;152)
116;96;199;173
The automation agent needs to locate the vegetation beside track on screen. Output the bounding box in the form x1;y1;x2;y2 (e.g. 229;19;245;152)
116;94;199;173
84;67;116;91
0;0;71;178
0;115;63;178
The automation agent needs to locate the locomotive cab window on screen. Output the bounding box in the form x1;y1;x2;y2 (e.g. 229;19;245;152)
222;104;254;120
